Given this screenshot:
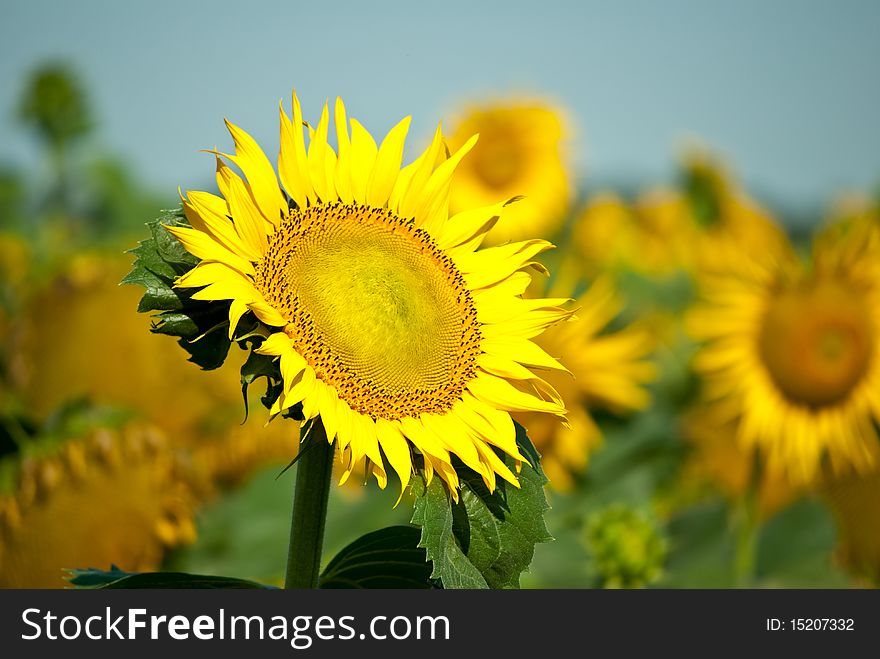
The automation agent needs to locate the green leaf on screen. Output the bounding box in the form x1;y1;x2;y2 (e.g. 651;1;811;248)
123;207;235;370
412;477;489;589
411;423;551;589
67;568;274;589
319;525;435;589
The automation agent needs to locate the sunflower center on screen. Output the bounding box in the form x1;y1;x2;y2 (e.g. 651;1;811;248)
254;202;481;420
758;279;873;408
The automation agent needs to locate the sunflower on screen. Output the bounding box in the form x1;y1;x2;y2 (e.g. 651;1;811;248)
9;251;245;438
819;193;880;258
169;92;570;500
516;278;655;489
688;229;880;485
0;424;197;588
571;189;698;278
446;99;572;245
570;149;788;280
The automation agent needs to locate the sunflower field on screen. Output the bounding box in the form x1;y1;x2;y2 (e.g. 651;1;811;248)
1;6;879;590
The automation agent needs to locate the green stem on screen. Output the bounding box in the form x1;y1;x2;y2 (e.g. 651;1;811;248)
734;453;762;587
284;421;334;589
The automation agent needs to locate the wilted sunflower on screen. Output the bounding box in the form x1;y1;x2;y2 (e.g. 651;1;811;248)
169;93;569;499
0;424;197;588
446;99;572;244
517;278;655;489
688;229;880;485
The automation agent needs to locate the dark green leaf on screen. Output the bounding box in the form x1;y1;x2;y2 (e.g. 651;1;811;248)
319;525;435;589
67;568;274;589
123;207;237;370
411;427;551;589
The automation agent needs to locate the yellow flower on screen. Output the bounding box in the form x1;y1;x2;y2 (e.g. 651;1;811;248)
570;149;788;279
0;424;197;588
679;149;790;275
517;278;655;489
169;92;570;500
446;99;573;244
688;229;880;485
9;251;244;438
572;190;698;277
819;193;880;258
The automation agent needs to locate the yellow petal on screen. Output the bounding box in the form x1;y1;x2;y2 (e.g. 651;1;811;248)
468;373;565;415
375;417;412;503
228;299;249;340
255;331;292;356
222;168;268;258
333;97;354;204
413;134;478;235
366;115;411;207
182;191;248;260
278;98;313;208
165;225;255;277
247;299;288;327
481;337;568;372
435;198;512;250
223;118;287;226
395;123;444;218
307;102;335;202
457;239;553;290
349;118;378;203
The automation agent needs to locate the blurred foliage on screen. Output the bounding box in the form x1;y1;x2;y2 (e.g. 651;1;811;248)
18;63;91;158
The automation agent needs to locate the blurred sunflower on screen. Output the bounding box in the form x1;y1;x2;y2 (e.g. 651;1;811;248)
688;229;880;485
819;193;880;257
9;250;244;438
571;189;697;278
570;148;788;280
0;424;197;588
679;149;790;275
446;99;573;244
169;92;569;500
517;278;655;489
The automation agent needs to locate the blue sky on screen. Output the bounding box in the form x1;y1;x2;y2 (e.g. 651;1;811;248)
2;0;879;222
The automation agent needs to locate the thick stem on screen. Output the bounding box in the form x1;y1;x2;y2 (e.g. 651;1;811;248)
284;421;334;589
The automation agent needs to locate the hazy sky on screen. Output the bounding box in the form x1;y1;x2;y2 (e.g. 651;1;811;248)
2;0;879;221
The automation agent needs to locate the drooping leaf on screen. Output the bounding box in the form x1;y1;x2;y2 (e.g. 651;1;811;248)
411;423;551;589
67;567;274;589
319;525;435;589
